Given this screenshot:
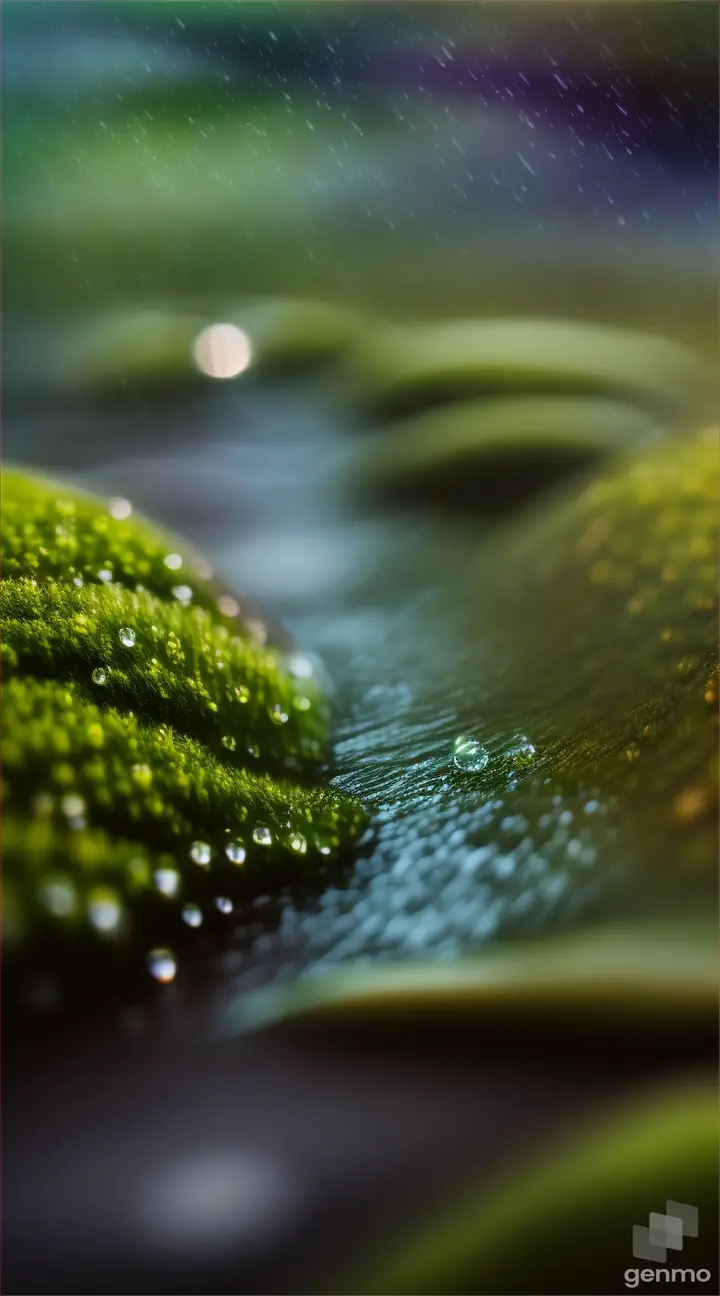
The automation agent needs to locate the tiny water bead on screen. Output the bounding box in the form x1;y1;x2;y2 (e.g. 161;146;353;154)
270;705;289;725
225;841;247;865
87;889;123;934
182;903;203;928
163;553;183;571
147;948;177;984
253;825;273;847
38;875;78;918
108;497;133;521
154;867;181;898
118;627;136;648
507;737;537;768
190;841;212;867
215;897;233;914
289;833;308;855
234;685;250;704
452;736;490;773
91;667;107;685
171;584;193;604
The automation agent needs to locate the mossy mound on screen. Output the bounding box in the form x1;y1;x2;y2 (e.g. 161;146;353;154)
1;468;366;1006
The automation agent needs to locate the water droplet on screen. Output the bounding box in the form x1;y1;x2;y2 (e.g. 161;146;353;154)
319;845;332;856
508;737;537;768
221;735;237;751
164;553;183;571
172;584;193;604
97;568;113;583
218;595;241;618
119;627;136;648
270;705;289;725
182;904;203;928
247;743;260;759
293;696;311;712
109;497;133;520
39;875;78;918
215;897;233;914
225;841;246;865
131;763;153;788
289;655;313;679
61;793;86;819
452;736;489;773
193;322;253;379
247;618;267;646
73;576;84;587
190;841;212;867
154;867;181;898
88;889;123;933
92;667;107;685
289;833;307;855
234;685;250;704
147;948;177;983
253;825;273;847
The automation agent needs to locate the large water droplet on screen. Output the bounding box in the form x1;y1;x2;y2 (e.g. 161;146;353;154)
182;903;203;928
234;685;250;704
225;841;247;865
253;825;273;847
289;833;307;855
270;705;289;726
92;667;107;685
172;584;193;604
147;948;177;983
215;897;233;914
452;736;489;773
164;553;183;571
119;627;136;648
190;841;212;867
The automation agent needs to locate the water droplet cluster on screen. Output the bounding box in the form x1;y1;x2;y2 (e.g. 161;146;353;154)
2;469;366;1006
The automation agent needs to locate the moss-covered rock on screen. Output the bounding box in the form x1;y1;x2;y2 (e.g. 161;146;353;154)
1;467;366;1004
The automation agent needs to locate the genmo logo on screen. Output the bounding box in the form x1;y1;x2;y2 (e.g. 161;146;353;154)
624;1267;712;1289
624;1200;712;1288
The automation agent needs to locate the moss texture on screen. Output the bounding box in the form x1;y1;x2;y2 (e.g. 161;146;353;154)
2;467;366;1001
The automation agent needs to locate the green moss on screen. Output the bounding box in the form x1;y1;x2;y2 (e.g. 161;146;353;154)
1;468;366;1001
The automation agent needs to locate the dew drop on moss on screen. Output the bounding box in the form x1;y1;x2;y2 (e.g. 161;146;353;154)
91;667;107;685
182;903;203;928
154;867;181;898
189;841;212;867
452;736;489;773
147;948;177;983
253;825;273;847
118;627;136;648
225;841;246;865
